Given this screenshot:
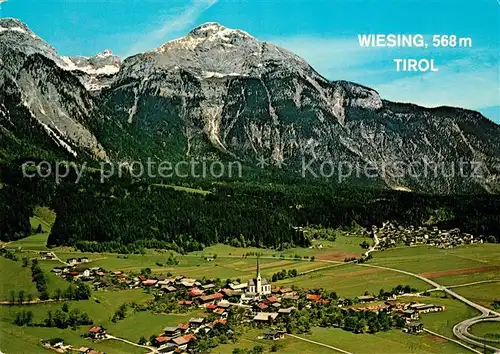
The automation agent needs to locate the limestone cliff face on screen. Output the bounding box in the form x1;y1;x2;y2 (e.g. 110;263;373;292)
1;20;499;193
0;18;107;159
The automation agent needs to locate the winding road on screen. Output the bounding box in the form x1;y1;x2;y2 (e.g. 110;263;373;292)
105;334;157;353
358;259;500;353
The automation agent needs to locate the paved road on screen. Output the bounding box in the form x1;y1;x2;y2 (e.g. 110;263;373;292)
51;251;68;265
286;333;353;354
358;262;500;353
106;334;157;353
364;234;379;258
447;279;500;289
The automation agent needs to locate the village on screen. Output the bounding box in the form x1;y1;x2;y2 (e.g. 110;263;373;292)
40;254;447;354
371;222;482;250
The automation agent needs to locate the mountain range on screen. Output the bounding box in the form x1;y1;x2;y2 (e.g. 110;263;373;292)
1;18;499;194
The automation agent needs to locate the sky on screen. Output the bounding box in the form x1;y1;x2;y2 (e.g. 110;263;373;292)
1;0;499;122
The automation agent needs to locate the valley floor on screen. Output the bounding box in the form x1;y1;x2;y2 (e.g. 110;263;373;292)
1;223;499;354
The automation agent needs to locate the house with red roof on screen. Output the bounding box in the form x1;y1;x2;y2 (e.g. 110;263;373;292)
154;336;171;344
178;300;193;306
266;296;280;304
142;279;158;286
189;287;204;297
206;303;218;311
306;294;322;303
257;302;269;310
214;308;225;315
177;323;189;333
88;326;106;339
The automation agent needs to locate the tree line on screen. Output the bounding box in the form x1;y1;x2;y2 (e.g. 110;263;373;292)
1;162;500;253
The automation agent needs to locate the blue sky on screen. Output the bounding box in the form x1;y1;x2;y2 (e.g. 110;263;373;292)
2;0;499;122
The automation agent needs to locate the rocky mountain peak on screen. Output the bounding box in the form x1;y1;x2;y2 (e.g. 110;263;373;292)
0;18;33;33
188;22;255;41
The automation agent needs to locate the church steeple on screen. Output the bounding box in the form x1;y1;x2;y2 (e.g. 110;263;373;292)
256;254;261;277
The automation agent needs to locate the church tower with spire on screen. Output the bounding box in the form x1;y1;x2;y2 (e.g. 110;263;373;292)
246;254;271;296
256;255;262;294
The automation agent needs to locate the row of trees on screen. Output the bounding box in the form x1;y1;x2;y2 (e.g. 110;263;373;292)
271;268;298;282
0;248;18;261
278;303;406;335
30;260;49;299
14;304;93;329
378;285;418;299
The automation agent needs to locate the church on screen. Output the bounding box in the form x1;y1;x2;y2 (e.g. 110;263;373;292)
247;256;272;296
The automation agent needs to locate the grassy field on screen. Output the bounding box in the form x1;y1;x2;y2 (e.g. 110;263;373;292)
193;236;373;261
370;244;500;279
469;321;500;341
413;294;481;339
216;326;470;354
0;257;37;301
0;288;201;354
433;271;500;287
276;263;430;297
3;224;499;353
451;282;500;309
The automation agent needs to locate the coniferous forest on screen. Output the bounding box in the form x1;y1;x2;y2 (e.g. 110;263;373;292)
1;161;499;253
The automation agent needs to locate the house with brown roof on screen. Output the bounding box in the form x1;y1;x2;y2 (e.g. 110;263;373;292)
356;295;377;303
162;285;178;293
278;307;295;315
88;326;106;339
188;318;205;328
199;293;224;303
178;300;193;306
170;334;196;349
253;312;279;322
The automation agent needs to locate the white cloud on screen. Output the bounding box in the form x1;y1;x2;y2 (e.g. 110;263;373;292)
125;0;217;56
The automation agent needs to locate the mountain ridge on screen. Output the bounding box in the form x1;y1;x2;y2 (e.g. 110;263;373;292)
1;19;499;194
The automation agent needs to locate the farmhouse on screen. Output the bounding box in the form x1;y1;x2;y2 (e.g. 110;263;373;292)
171;334;196;349
403;321;424;334
253;312;279;322
88;326;106;339
278;307;295;315
142;279;158;287
264;330;285;340
40;251;55;260
356;295;377;303
409;303;445;313
163;326;181;337
188;318;205;328
229;282;248;291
